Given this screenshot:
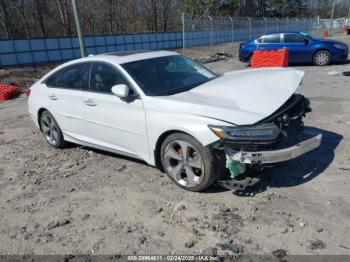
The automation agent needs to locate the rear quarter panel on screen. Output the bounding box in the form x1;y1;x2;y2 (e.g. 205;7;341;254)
28;82;50;129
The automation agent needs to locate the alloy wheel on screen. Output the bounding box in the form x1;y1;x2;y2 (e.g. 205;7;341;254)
163;140;204;187
315;51;330;66
40;114;59;146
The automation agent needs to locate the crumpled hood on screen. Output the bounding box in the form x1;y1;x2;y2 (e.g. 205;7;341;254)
146;68;305;125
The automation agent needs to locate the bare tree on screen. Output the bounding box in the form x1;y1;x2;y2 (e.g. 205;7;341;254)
0;0;12;38
33;0;49;37
56;0;72;36
0;0;346;40
160;0;172;32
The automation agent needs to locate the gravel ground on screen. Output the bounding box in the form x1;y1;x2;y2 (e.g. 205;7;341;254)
0;35;350;257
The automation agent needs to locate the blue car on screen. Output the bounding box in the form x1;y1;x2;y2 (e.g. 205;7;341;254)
239;31;349;66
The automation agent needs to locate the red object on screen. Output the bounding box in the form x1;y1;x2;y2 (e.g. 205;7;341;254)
323;30;329;38
0;83;20;102
0;92;9;101
25;88;31;97
344;25;349;32
251;48;289;68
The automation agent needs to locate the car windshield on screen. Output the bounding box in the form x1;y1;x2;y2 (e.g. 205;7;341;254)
121;55;217;96
300;32;315;40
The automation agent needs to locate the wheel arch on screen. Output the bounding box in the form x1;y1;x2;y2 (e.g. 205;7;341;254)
313;48;332;60
154;129;189;171
37;107;48;132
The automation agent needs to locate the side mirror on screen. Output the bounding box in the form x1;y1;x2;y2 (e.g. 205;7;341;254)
111;84;129;98
304;39;310;45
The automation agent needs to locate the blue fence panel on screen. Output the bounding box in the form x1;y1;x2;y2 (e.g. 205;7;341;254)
47;50;61;61
17;52;32;64
1;54;17;66
106;36;115;45
15;40;30;52
30;39;46;51
59;38;72;49
115;35;124;44
71;38;80;48
0;31;186;66
73;48;81;58
95;36;105;46
0;41;14;53
45;39;59;50
85;37;95;47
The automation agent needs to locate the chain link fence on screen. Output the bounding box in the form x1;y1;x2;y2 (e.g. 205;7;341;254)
182;13;346;59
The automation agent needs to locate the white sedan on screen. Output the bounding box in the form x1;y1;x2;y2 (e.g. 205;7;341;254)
28;51;322;191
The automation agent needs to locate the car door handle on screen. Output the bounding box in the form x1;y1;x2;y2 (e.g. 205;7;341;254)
83;99;97;106
48;94;58;100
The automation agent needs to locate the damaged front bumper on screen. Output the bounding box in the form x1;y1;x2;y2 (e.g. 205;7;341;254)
218;131;322;190
225;132;322;165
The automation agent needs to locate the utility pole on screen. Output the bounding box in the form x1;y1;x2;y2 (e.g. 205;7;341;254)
72;0;86;57
329;0;336;35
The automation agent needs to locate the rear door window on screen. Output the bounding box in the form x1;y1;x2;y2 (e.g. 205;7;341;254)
262;34;281;43
284;33;305;43
45;63;90;91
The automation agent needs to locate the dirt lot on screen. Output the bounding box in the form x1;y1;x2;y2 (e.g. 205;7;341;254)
1;35;350;257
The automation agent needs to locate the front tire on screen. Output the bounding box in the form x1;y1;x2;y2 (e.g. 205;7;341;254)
39;110;66;148
313;50;331;66
160;133;217;192
248;54;254;66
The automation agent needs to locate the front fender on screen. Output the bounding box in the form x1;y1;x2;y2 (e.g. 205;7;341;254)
145;111;230;165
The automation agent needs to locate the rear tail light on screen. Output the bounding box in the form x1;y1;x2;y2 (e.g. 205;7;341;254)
25;88;31;97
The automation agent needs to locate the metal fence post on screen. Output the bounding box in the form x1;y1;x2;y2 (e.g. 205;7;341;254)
182;12;185;55
247;17;252;39
208;16;213;54
348;0;350;24
263;17;267;33
275;17;279;31
330;0;336;35
229;16;234;44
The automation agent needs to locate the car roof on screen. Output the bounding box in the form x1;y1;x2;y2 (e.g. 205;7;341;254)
38;50;180;82
71;50;179;65
261;31;304;36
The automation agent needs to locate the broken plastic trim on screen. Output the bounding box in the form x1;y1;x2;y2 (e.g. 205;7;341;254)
225;158;246;178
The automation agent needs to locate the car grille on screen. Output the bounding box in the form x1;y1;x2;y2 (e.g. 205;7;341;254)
224;138;281;151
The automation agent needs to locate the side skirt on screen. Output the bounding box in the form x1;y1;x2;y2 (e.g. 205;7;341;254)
63;133;147;163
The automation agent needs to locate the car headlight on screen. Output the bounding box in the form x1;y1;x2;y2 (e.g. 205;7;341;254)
334;44;346;49
209;123;280;141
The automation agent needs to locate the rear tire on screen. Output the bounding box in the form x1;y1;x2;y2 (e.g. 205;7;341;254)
313;50;331;66
160;133;217;192
39;110;66;148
